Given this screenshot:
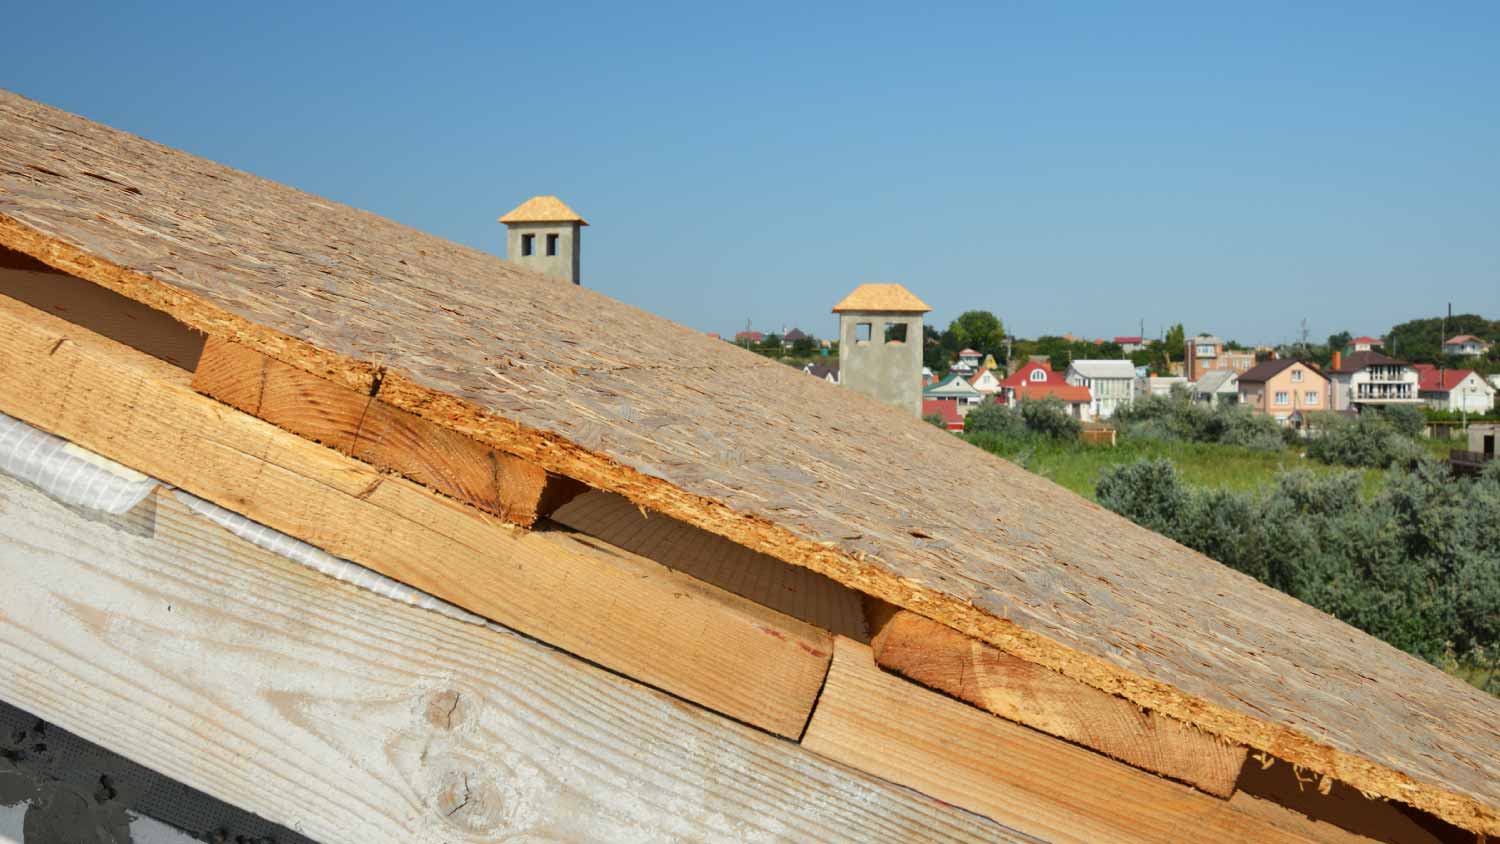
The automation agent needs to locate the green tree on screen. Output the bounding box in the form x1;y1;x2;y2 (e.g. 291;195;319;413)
1327;331;1353;354
949;310;1006;360
1163;324;1186;362
791;335;816;356
922;325;947;371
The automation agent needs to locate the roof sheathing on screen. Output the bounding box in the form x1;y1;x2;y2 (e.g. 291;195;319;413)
2;91;1497;835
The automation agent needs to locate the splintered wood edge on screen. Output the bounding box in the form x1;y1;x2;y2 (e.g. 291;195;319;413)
2;214;1493;837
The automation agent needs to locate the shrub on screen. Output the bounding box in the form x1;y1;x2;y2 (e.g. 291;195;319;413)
922;412;947;430
963;401;1025;437
1113;393;1283;451
1095;456;1500;682
1019;397;1082;439
1305;412;1424;468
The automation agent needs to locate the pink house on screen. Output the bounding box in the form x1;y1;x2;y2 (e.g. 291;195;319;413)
1236;359;1329;426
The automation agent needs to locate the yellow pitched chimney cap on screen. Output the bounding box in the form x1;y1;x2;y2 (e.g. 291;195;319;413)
832;283;931;313
498;195;589;226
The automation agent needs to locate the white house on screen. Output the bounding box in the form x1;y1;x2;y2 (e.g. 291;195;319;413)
1327;351;1422;412
967;367;1004;395
1416;365;1496;413
1442;335;1491;357
1140;376;1188;399
1066;360;1138;419
1191;369;1240;406
923;372;984;413
802;362;840;384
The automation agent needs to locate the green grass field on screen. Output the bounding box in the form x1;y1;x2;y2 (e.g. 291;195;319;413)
967;434;1387;500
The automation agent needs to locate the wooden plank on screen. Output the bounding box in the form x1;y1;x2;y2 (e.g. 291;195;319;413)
1232;755;1464;844
192;336;582;525
872;609;1247;796
0;476;1028;844
801;638;1323;844
5;95;1500;838
552;490;868;640
0;292;829;739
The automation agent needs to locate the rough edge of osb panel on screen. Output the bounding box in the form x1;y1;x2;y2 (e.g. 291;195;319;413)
1;213;1494;839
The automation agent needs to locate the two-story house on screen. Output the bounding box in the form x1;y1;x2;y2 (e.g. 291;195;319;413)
1344;336;1382;355
1066;360;1137;419
1327;351;1422;411
1185;334;1257;382
1442;335;1492;357
967;366;1003;395
1414;365;1496;413
1114;336;1145;354
1237;359;1328;426
996;361;1092;418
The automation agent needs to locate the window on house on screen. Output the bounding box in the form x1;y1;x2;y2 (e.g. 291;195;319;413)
1291;369;1303;382
855;322;872;342
1305;391;1319;404
545;233;559;256
885;322;908;343
1275;391;1289;405
1196;344;1216;357
1032;370;1047;382
521;233;535;256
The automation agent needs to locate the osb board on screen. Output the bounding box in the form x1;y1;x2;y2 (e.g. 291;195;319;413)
0;90;1496;834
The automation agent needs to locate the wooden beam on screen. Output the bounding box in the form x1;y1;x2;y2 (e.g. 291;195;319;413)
0;475;1027;844
802;638;1324;844
552;489;868;640
192;335;583;526
0;292;828;739
872;609;1247;796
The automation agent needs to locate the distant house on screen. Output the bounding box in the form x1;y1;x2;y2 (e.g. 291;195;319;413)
920;398;966;432
803;362;840;384
1442;335;1491;357
1237;359;1329;425
1345;336;1382;355
1327;351;1421;411
1191;369;1239;406
1114;336;1145;354
734;330;764;345
950;348;983;374
998;361;1091;418
968;366;1003;395
1066;360;1138;419
1007;381;1092;419
782;327;809;348
1414;365;1495;413
923;372;984;409
1140;376;1188;398
1185;334;1256;382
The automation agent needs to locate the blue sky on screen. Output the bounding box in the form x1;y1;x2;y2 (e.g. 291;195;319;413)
6;2;1498;345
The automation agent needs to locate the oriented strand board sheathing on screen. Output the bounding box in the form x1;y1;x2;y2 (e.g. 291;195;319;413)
0;90;1496;834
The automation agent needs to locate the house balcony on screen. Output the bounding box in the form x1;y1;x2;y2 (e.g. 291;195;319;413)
1354;384;1419;403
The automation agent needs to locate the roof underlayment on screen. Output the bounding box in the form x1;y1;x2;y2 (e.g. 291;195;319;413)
0;90;1497;835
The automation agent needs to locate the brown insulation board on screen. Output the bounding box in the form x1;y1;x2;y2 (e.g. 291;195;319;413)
0;89;1496;834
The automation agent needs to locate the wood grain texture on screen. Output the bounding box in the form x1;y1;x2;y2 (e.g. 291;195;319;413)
802;638;1322;844
0;477;1030;844
0;293;830;739
1;91;1497;835
872;609;1247;796
553;489;868;640
193;335;582;525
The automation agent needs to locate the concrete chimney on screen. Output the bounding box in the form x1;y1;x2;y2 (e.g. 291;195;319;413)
499;196;587;285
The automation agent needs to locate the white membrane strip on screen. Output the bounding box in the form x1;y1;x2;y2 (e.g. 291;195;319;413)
0;411;158;514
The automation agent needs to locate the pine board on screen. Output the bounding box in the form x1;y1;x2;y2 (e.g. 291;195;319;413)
802;638;1323;844
0;90;1496;834
872;609;1247;795
0;474;1031;844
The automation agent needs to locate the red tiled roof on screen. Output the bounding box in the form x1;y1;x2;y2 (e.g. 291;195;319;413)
1114;336;1144;344
920;398;965;431
958;348;980;356
1012;382;1092;403
1349;336;1381;345
999;361;1054;388
1415;365;1479;392
1445;334;1487;346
